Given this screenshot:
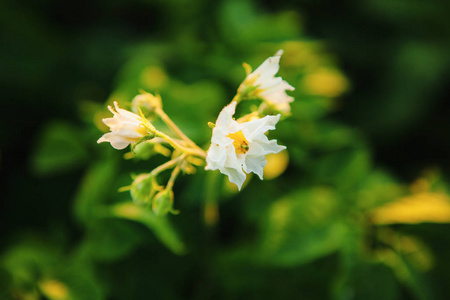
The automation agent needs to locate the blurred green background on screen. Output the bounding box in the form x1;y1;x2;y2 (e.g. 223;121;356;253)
2;0;450;299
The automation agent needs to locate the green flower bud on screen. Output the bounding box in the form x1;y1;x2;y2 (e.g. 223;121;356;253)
131;92;162;118
130;174;155;205
128;139;156;160
152;189;173;216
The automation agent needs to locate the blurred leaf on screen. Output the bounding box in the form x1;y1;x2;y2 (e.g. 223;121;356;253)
78;220;143;262
334;261;400;300
376;249;438;300
291;97;333;121
112;44;169;100
163;80;226;142
315;147;371;190
257;187;346;266
0;238;106;300
105;202;186;255
41;263;105;300
357;170;405;210
371;192;450;225
1;240;60;288
313;121;360;151
74;156;119;224
215;248;338;300
398;254;437;300
31;121;88;176
219;0;301;45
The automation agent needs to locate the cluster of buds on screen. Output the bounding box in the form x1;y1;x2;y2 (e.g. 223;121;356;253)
98;50;295;214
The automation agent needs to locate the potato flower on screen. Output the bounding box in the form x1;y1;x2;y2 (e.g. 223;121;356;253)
97;101;152;150
205;101;286;190
238;50;295;107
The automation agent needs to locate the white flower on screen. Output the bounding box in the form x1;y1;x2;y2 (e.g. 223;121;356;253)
205;101;286;190
97;101;150;150
238;50;295;106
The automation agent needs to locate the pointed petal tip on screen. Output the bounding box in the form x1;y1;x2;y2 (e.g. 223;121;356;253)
97;136;107;144
277;145;287;153
233;180;243;191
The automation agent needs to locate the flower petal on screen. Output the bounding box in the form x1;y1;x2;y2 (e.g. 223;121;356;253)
252;51;283;86
240;114;281;140
221;167;246;190
224;146;244;170
243;154;266;180
259;139;286;155
97;133;131;150
205;144;228;170
216;101;237;128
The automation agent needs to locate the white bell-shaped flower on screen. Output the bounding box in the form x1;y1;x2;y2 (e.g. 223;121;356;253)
238;50;295;107
97;101;150;150
205;101;286;190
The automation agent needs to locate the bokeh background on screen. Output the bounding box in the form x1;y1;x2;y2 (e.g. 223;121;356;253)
2;0;450;299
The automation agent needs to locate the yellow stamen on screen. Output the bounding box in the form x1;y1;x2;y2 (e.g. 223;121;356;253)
137;124;149;136
227;130;249;154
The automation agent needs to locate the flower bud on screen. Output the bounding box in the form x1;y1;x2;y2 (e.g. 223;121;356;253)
97;101;152;150
152;189;174;216
131;93;162;117
130;174;155;205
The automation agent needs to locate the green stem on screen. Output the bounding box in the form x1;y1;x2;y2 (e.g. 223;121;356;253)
166;165;181;190
155;130;206;159
156;108;196;146
151;155;183;176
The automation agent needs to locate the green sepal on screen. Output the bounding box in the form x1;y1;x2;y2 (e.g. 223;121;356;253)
152;190;173;216
130;173;155;205
239;85;259;99
131;134;155;153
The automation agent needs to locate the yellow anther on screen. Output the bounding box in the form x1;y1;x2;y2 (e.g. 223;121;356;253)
227;130;249;154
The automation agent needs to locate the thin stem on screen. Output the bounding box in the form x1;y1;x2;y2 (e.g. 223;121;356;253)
187;155;205;166
155;107;207;156
155;130;206;159
151;155;183;176
156;108;195;146
166;164;181;190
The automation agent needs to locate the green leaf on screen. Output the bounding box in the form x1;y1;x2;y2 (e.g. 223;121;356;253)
257;187;346;266
77;220;143;262
315;147;371;190
219;0;300;44
73;157;119;224
1;240;60;288
31;121;88;176
356;170;405;210
163;80;226;142
393;252;438;300
313;121;360;151
105;203;185;255
334;261;400;300
0;238;105;300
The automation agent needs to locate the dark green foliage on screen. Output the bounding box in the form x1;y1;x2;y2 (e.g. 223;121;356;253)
2;0;450;299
